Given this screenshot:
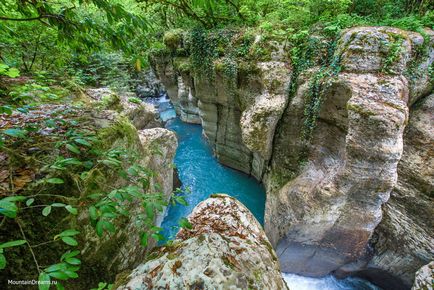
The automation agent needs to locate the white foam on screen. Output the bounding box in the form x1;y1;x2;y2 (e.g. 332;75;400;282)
282;273;381;290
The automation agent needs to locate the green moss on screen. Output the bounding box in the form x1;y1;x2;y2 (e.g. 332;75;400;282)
98;93;122;111
173;57;192;73
163;29;183;50
97;116;141;152
346;102;376;117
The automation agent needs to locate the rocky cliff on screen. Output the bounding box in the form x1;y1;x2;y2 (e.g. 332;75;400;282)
116;194;288;290
151;26;433;288
151;31;291;179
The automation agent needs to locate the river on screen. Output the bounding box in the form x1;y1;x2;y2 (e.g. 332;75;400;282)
150;95;381;290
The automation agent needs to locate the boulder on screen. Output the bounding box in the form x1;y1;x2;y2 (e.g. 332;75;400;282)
116;195;288;290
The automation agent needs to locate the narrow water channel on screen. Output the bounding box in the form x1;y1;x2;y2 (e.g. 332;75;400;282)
151;95;381;290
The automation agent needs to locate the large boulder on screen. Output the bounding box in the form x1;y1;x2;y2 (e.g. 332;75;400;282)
116;195;289;290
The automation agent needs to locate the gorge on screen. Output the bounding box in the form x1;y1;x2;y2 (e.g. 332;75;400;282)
141;25;433;290
1;1;433;289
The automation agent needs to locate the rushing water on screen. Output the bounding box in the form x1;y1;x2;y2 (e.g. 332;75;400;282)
150;95;381;290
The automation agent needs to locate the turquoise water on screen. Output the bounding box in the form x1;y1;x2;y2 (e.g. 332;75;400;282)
152;96;381;290
160;116;266;240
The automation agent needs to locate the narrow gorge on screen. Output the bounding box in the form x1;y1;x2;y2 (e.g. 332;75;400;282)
1;1;433;289
139;26;433;290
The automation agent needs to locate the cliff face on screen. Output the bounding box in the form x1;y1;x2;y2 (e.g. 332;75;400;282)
265;27;433;287
151;33;291;179
151;26;433;287
116;194;288;290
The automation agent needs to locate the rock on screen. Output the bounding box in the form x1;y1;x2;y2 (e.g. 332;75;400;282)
136;69;164;98
337;27;415;75
412;261;434;290
265;26;433;286
138;128;178;226
116;194;288;290
119;92;161;129
78;111;177;285
270;72;409;277
86;87;161;129
240;61;291;179
367;93;434;288
151;40;292;177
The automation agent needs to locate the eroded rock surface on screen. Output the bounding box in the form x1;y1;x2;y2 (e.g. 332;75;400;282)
411;261;434;290
265;26;433;286
117;194;288;290
152;39;291;178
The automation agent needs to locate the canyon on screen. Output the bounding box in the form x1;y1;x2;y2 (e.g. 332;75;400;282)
147;26;433;289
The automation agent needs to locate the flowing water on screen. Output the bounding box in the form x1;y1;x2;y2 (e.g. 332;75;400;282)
150;95;381;290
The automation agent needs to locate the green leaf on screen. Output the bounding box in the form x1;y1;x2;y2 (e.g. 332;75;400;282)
38;272;51;290
96;220;104;237
6;68;20;78
56;283;66;290
60;229;80;237
52;203;66;207
74;138;91;147
0;200;18;218
46;178;64;184
140;232;148;247
65;257;81;265
179;217;193;230
89;206;98;220
26;198;35;206
66;143;81;154
0;253;6;270
0;105;13;115
61;237;78;246
65;205;78;215
60;250;80;261
45;263;67;273
3;128;27;138
42;206;52;216
0;240;26;249
55;229;80;239
48;271;69;280
64;269;79;278
3;196;26;202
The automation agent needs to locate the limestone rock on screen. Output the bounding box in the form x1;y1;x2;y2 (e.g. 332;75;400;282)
240;61;290;163
86;87;161;129
412;261;434;290
117;195;288;290
368;94;434;287
138;128;178;227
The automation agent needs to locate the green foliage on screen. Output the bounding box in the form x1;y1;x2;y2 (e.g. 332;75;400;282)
0;63;20;78
0;105;187;286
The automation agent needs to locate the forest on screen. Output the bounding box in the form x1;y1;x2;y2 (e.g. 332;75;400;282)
0;0;433;289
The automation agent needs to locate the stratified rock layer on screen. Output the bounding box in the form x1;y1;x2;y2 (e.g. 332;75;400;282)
265;26;433;287
117;194;288;290
152;37;291;179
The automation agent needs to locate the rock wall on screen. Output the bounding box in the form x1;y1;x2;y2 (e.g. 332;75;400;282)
265;27;433;288
150;26;433;288
116;194;288;290
151;38;291;179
